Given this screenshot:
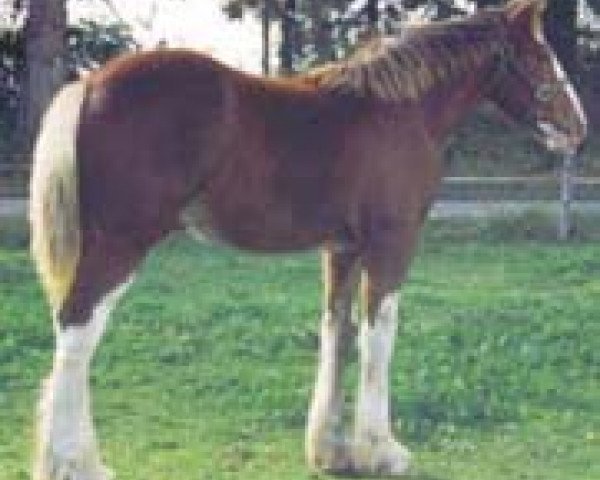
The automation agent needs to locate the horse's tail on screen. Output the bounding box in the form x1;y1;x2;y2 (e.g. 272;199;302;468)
29;81;87;315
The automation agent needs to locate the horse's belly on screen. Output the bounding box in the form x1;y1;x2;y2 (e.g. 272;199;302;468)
179;195;330;252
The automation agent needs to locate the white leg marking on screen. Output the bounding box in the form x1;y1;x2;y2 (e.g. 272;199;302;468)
356;292;398;439
354;291;410;476
36;280;132;480
308;311;343;436
306;304;353;471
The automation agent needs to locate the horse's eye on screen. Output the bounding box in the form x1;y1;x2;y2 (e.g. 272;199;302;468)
535;83;558;103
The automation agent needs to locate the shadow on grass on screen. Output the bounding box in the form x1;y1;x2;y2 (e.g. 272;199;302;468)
0;215;28;249
406;474;448;480
325;472;448;480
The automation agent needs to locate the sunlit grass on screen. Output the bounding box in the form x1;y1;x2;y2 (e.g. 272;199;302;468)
0;233;598;479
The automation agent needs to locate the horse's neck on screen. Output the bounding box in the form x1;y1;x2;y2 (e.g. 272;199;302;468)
303;16;506;148
335;18;504;145
417;61;490;145
408;32;504;145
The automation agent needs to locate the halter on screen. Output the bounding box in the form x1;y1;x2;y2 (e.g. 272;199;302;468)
485;21;569;130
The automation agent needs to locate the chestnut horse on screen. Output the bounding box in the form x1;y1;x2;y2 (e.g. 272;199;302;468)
30;1;586;478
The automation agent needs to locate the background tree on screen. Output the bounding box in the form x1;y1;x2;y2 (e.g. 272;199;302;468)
476;0;503;7
223;0;484;72
224;0;357;72
0;4;24;147
0;0;135;160
21;0;67;152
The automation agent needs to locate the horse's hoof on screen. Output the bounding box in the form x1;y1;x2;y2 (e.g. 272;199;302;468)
307;435;356;475
36;458;113;480
350;437;411;477
59;465;112;480
308;436;411;477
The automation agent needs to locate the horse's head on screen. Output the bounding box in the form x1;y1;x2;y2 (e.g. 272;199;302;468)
486;0;587;155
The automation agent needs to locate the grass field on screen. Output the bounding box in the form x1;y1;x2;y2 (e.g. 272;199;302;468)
0;231;599;479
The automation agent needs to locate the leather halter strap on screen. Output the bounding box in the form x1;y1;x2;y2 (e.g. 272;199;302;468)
485;19;569;129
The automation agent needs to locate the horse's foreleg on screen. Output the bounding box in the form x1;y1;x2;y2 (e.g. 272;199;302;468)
35;238;140;480
353;289;409;475
306;246;359;473
350;236;416;476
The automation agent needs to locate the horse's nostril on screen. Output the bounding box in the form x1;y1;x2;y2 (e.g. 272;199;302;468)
566;119;588;145
558;119;586;141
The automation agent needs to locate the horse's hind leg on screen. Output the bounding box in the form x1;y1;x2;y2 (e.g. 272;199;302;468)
306;246;360;473
36;234;142;480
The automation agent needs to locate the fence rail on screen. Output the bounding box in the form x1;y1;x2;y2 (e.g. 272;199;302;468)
3;164;600;201
439;175;600;201
0;162;29;197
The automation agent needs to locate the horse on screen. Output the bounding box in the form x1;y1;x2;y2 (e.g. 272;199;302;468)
30;0;586;478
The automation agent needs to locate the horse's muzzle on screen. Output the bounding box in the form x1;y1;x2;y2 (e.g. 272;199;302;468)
537;120;588;156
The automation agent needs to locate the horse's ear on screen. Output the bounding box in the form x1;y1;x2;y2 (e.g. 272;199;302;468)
504;0;547;38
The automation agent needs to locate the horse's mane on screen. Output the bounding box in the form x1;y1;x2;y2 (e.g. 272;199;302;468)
303;11;506;102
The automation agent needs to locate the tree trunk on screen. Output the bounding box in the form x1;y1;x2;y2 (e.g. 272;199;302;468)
21;0;67;156
308;0;335;63
262;0;272;75
280;0;296;73
366;0;378;34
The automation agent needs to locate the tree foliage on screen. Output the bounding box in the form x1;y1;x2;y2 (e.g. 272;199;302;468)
223;0;467;71
0;2;134;147
223;0;589;75
67;20;137;73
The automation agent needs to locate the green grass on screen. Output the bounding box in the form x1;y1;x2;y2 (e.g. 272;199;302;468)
0;233;599;479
